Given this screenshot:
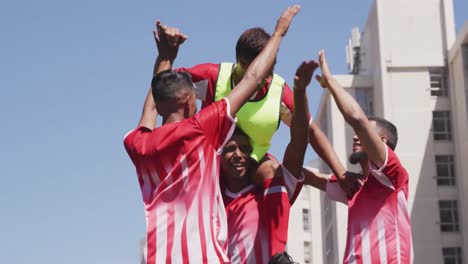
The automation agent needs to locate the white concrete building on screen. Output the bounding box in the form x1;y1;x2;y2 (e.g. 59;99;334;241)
288;0;468;263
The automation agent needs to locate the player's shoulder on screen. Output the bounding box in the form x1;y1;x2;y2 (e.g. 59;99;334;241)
385;146;406;171
194;62;222;72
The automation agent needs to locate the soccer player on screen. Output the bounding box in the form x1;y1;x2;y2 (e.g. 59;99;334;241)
220;58;316;263
303;50;413;264
123;6;300;264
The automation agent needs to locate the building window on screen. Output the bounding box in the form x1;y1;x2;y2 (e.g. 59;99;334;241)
439;200;459;232
435;155;456;186
303;209;310;232
355;88;374;116
442;247;462;264
304;241;312;264
432;111;452;140
429;68;448;96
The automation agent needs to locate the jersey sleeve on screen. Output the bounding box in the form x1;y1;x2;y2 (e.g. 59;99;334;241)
369;144;408;190
262;165;304;205
279;83;294;126
123;126;155;163
175;63;219;104
279;82;312;127
280;165;304;204
194;98;237;152
326;175;349;205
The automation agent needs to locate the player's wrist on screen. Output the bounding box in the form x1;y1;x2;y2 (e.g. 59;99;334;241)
293;83;307;91
271;31;284;39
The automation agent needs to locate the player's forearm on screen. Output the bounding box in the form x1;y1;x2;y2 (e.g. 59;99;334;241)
302;167;328;192
289;86;309;154
308;122;346;179
326;77;367;128
154;56;174;76
137;88;158;128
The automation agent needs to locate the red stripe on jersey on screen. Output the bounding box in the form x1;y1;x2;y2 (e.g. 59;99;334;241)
165;205;175;263
180;218;189;264
197;190;208;262
368;219;381;264
253;228;265;264
146;211;157;264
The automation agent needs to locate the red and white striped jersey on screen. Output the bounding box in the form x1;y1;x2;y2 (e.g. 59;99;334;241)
223;166;304;264
124;99;236;264
326;145;413;264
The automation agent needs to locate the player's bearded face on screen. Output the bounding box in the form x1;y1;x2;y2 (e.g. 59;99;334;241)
221;136;252;179
352;134;362;153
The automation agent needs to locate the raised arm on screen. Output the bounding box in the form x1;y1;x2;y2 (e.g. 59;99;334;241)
226;5;300;117
281;60;314;178
316;50;386;167
138;21;188;129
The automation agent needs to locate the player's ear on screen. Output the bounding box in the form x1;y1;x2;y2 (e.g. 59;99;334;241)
183;96;191;118
381;135;388;145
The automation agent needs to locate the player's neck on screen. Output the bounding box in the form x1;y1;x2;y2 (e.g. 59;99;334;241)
224;176;250;193
163;112;185;124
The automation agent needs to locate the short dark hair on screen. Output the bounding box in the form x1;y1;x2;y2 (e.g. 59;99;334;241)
368;117;398;150
232;127;249;140
151;70;193;102
235;27;271;63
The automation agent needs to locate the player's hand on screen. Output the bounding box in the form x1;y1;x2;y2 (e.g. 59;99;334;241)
315;50;333;89
154;20;188;59
337;171;365;198
273;5;301;37
294;60;319;90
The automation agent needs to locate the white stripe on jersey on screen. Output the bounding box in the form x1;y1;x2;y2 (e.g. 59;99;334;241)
264;186;287;196
347;226;356;264
396;190;409;264
161;158;174;186
199;148;216;262
186;192;202;262
216;190;228;250
150;169;161;199
244;238;255;264
361;221;371;264
139;166;152;203
155;203;168;264
181;155;189;185
377;218;388;264
171;199;186;262
217;98;237;154
260;225;269;264
396;213;401;264
231;245;241;264
210;150;229;263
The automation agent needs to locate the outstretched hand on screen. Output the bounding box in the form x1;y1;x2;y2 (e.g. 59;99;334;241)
274;5;301;37
294;60;319;90
315;50;333;89
153;20;188;59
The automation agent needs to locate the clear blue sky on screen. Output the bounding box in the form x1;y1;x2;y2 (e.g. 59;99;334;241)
0;1;466;263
